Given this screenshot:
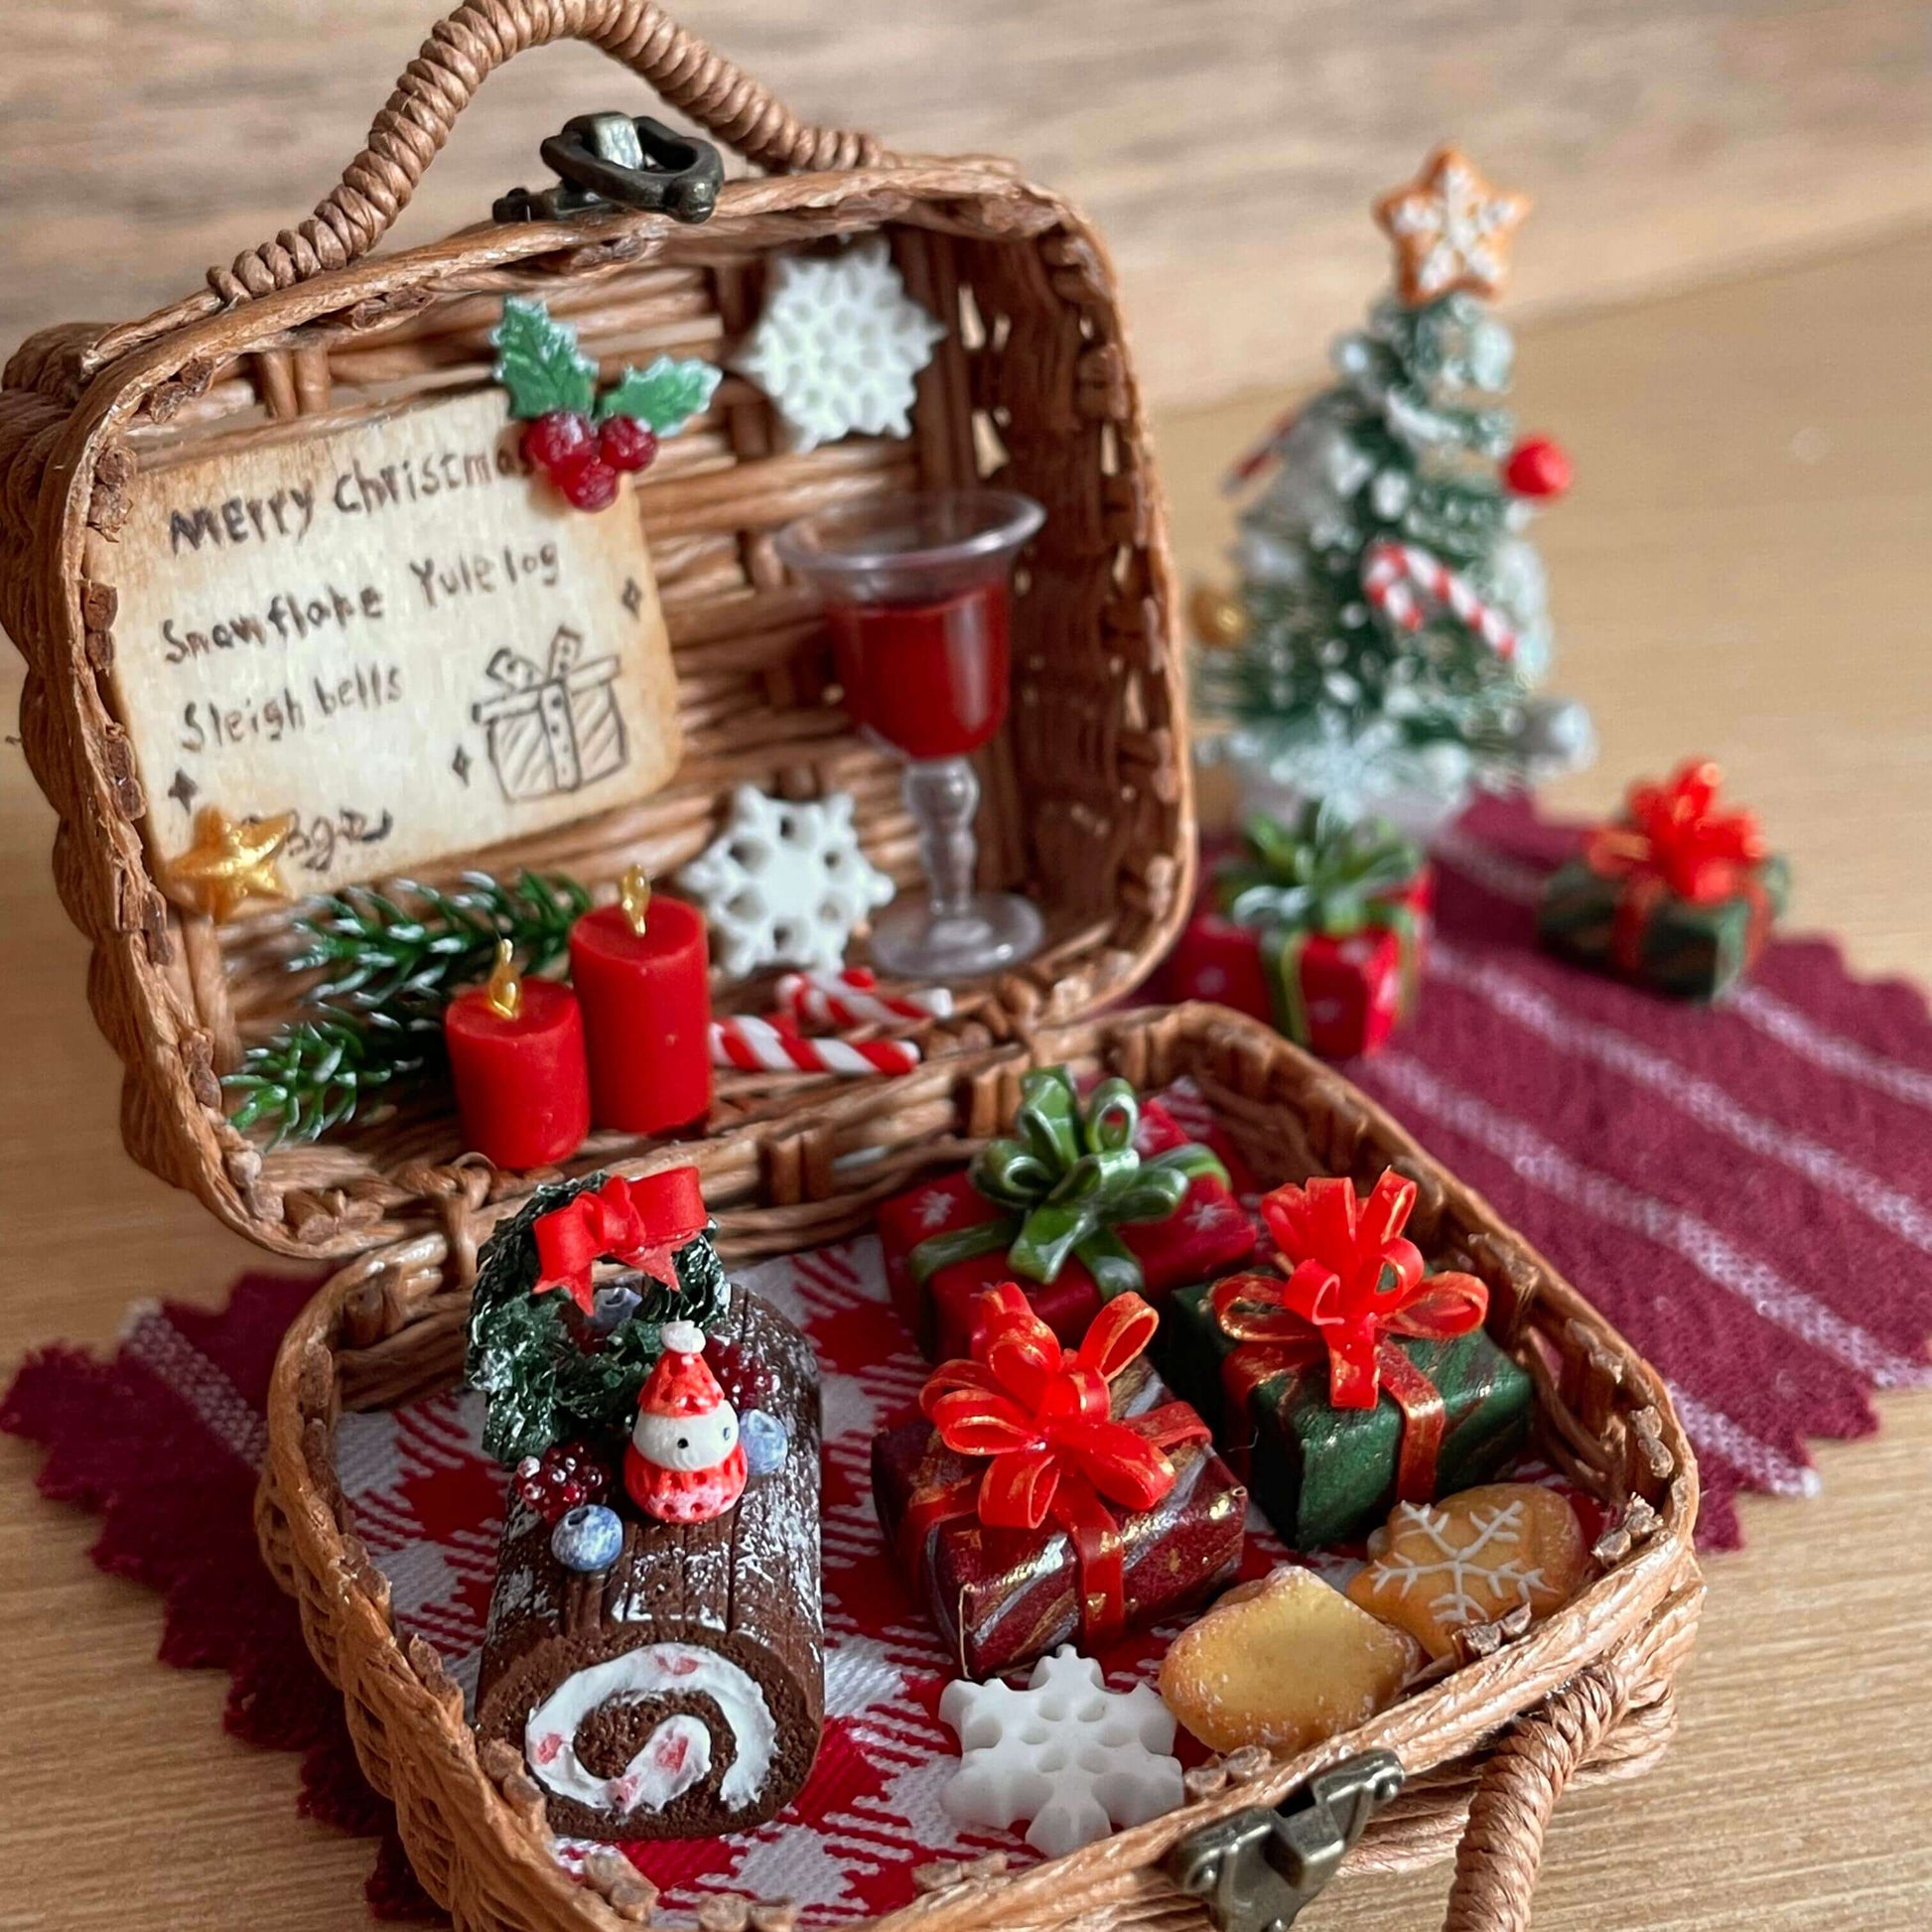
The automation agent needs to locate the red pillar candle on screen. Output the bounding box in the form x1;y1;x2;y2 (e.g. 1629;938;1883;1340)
445;942;591;1169
570;868;713;1136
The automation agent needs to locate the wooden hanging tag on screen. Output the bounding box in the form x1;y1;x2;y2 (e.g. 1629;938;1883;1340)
107;387;681;897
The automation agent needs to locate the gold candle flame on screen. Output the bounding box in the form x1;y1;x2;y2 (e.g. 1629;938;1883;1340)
620;865;651;937
484;938;523;1020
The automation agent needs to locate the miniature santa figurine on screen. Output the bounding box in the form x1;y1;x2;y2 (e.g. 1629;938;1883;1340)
623;1321;749;1524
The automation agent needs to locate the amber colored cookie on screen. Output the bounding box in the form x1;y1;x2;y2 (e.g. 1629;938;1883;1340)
1345;1483;1590;1660
1158;1567;1420;1755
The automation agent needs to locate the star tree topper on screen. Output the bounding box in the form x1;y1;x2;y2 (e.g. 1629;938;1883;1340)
1374;146;1531;306
160;806;298;922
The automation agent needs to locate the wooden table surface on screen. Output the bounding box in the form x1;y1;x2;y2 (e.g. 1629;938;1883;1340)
3;234;1929;1930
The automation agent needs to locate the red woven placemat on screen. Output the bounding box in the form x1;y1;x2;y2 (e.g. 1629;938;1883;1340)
6;797;1930;1920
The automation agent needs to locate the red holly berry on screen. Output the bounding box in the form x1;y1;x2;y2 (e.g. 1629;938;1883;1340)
520;410;596;475
513;1441;611;1523
1504;436;1573;500
556;457;621;512
598;416;659;474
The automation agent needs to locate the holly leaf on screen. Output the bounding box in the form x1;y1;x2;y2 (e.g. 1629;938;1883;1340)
596;354;722;432
491;297;598;421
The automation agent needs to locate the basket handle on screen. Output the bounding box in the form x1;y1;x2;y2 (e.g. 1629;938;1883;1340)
207;0;892;304
1440;1662;1626;1932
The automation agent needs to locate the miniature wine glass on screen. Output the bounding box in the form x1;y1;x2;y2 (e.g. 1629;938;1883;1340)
775;488;1046;979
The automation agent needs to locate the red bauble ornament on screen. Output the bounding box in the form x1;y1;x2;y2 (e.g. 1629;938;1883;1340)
599;416;659;474
521;410;596;474
1504;436;1573;500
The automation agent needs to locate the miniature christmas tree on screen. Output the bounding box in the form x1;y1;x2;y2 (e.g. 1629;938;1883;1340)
1198;148;1591;833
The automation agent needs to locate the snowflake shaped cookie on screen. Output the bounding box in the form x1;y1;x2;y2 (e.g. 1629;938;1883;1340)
1374;147;1531;306
732;237;947;452
676;784;895;980
938;1646;1183;1858
1344;1482;1588;1659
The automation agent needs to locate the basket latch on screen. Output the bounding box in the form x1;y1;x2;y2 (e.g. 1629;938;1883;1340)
494;112;724;225
1164;1750;1405;1932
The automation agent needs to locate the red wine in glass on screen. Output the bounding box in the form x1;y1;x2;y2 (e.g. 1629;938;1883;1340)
776;489;1045;980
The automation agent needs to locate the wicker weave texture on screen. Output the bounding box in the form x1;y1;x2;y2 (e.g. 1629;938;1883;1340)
258;1004;1703;1932
0;30;1189;1262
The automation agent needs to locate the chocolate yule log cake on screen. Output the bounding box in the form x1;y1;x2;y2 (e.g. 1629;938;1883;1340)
465;1169;825;1843
475;1286;823;1840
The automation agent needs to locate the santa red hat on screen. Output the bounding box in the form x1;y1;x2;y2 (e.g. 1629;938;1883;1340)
637;1320;726;1420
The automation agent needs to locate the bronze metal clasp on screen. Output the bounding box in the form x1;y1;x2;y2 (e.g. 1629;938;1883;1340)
494;113;723;226
1164;1750;1406;1932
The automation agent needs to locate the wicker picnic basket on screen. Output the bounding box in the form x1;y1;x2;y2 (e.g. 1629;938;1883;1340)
0;7;1702;1928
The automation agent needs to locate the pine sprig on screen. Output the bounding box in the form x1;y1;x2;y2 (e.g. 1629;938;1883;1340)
222;869;591;1146
294;871;592;1029
225;1018;427;1149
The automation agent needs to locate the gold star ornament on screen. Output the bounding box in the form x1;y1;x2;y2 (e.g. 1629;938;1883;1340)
160;806;298;922
1374;147;1531;306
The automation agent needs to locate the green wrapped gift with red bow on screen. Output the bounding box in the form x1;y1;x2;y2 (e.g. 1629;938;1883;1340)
1538;759;1788;1000
871;1285;1246;1678
878;1066;1255;1361
1163;804;1432;1058
1156;1169;1531;1548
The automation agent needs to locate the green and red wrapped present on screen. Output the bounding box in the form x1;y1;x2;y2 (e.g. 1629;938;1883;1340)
1163;805;1431;1058
1156;1170;1531;1548
872;1285;1246;1678
878;1066;1254;1361
1538;759;1788;1000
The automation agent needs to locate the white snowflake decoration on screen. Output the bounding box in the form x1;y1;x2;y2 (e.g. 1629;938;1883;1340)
938;1647;1184;1859
1364;1498;1546;1632
676;784;895;980
732;237;946;452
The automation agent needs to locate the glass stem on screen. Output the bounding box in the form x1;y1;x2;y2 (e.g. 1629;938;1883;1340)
902;756;979;922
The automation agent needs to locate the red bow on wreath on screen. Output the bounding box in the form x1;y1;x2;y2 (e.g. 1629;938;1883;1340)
1209;1171;1487;1502
1586;759;1764;905
532;1168;710;1315
902;1285;1208;1646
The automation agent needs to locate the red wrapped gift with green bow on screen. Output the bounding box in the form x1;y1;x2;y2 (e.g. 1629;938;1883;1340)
877;1066;1255;1361
1157;1170;1532;1547
1538;759;1789;1000
871;1285;1246;1678
1163;804;1431;1058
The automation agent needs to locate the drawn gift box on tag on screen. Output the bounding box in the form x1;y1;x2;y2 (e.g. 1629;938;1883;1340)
472;625;628;803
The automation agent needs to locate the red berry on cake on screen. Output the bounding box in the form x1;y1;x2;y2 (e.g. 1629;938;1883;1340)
598;416;659;474
520;409;595;474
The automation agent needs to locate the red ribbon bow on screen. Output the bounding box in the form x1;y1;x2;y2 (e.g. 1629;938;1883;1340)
532;1168;710;1316
1208;1171;1487;1503
1586;759;1765;905
902;1285;1208;1646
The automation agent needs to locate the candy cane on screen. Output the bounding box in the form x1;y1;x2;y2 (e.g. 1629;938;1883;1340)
776;969;953;1033
710;1016;919;1077
1361;537;1517;659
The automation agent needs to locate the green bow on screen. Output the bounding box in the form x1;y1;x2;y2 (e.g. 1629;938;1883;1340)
1216;802;1423;937
909;1067;1229;1300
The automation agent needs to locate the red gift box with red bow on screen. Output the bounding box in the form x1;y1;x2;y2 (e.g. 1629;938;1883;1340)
871;1287;1246;1679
